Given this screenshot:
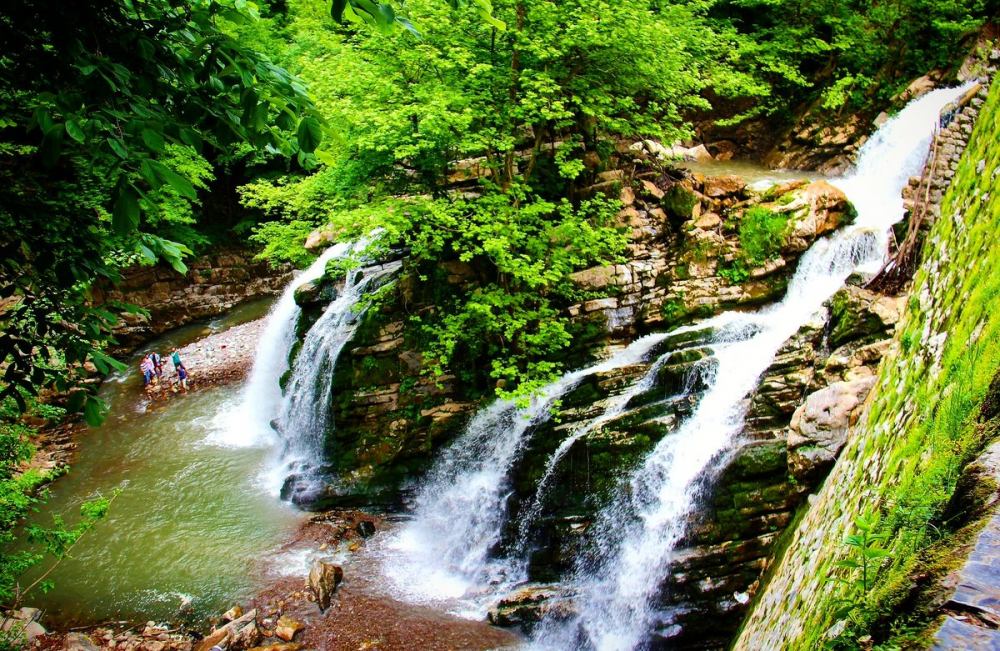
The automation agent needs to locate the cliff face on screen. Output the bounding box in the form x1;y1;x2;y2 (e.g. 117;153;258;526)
91;248;290;351
735;79;1000;651
296;167;852;508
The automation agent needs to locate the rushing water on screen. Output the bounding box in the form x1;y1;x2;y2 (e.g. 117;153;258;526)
210;244;349;451
273;256;402;504
380;334;673;617
374;85;972;649
21;300;307;626
529;83;975;651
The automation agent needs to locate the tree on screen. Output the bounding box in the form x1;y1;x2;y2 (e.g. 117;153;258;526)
0;0;324;424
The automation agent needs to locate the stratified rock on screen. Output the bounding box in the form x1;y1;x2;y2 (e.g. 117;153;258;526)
787;377;876;479
230;622;262;651
488;584;573;628
274;616;305;642
308;559;344;612
827;286;902;349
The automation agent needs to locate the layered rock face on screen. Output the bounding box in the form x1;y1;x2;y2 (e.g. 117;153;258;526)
296;166;853;507
736;77;1000;651
486;283;900;650
92;248;290;351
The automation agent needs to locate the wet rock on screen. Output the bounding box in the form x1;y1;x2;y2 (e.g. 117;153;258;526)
246;645;301;651
195;609;257;651
62;633;101;651
274;616;305;642
292;281;322;308
827;286;901;349
356;520;377;538
223;605;243;622
931;617;1000;650
488;584;573;628
702;175;747;199
308;559;344;612
787;377;876;479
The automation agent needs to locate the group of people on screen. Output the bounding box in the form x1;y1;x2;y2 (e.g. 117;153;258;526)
140;347;189;393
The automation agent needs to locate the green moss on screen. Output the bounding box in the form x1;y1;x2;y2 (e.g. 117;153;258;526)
756;80;1000;650
739;206;790;265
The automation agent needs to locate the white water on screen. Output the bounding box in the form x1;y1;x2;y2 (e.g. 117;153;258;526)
380;333;672;616
273;256;402;503
512;347;705;559
208;243;350;450
529;84;974;651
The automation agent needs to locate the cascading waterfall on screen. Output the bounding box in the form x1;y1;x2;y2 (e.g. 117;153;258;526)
209;243;350;449
512;349;690;558
381;333;673;615
530;84;975;651
275;257;402;504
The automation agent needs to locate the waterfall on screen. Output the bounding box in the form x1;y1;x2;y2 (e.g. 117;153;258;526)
274;257;402;504
529;84;975;651
380;333;672;616
209;243;349;449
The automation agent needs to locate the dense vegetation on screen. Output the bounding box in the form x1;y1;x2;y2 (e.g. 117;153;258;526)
0;0;994;637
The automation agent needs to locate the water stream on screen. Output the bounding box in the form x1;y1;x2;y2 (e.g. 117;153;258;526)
529;83;974;651
20;299;307;626
273;256;402;504
376;84;972;649
380;333;673;617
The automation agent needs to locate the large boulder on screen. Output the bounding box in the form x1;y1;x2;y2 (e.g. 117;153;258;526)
308;559;344;612
787;377;876;479
702;174;748;199
827;286;902;349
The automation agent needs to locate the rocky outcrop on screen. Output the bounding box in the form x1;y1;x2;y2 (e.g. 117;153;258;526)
482;281;899;649
91;248;290;351
735;73;1000;651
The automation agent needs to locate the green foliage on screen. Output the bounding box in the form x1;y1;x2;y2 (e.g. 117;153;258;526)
739;206;789;265
718;258;751;285
384;192;628;404
0;0;321;422
705;0;988;118
826;513;893;632
0;395;118;625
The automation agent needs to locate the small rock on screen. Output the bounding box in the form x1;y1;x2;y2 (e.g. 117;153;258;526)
695;212;721;230
62;633;102;651
274;617;305;642
356;521;377;538
223;606;243;622
309;559;345;612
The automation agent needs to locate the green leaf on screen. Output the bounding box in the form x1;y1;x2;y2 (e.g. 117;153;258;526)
112;187;141;236
83;396;105;427
40;127;63;167
142;128;165;152
107;137;128;160
148;160;198;199
331;0;349;22
65;121;85;143
296;116;322;153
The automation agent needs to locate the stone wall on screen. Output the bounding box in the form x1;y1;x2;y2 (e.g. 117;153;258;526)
735;74;1000;651
91;248;291;351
